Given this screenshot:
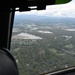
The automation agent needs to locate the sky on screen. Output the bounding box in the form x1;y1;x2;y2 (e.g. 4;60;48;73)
16;0;75;18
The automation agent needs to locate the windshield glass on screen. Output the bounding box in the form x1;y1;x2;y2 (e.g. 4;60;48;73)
11;0;75;75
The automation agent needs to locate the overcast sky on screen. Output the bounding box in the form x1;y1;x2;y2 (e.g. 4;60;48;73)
16;0;75;18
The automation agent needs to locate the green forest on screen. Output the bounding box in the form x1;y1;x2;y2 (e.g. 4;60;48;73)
11;17;75;75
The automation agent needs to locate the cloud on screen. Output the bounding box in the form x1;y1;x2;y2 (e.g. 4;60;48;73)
15;0;75;18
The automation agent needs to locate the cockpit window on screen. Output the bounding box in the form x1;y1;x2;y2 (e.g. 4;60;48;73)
11;0;75;75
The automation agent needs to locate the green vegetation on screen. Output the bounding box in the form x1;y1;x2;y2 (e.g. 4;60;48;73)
11;18;75;75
